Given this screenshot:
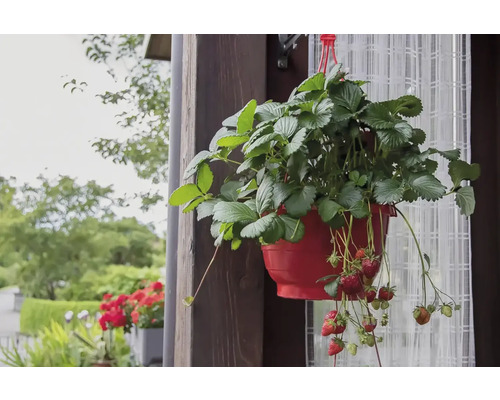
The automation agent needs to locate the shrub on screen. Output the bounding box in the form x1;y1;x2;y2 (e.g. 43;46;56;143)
56;264;162;301
20;298;100;335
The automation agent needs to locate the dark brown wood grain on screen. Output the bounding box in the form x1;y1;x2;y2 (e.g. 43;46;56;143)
470;34;500;367
175;34;267;366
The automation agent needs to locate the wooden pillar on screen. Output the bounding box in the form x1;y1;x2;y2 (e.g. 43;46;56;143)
470;34;500;366
175;34;267;366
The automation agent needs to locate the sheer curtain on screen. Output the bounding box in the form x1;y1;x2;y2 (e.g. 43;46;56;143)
308;34;474;367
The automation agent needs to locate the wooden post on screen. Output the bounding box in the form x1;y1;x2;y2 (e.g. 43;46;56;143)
175;34;267;366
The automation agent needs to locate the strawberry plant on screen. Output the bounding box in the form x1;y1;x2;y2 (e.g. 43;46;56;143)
169;64;480;365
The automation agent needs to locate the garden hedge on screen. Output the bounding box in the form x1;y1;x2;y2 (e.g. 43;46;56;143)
20;298;101;335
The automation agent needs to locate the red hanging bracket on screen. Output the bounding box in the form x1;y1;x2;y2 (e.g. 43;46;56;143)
318;34;338;74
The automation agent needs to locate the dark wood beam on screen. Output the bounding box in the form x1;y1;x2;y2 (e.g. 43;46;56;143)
470;34;500;367
145;34;172;61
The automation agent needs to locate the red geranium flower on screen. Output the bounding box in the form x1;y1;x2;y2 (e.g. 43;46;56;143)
103;293;113;300
150;281;163;291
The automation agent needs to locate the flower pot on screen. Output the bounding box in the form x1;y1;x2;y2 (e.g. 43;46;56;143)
136;327;163;366
261;205;396;300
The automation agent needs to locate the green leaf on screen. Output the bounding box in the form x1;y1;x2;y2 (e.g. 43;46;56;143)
197;163;213;194
448;160;481;187
411;128;426;145
298;98;333;129
283;128;307;158
262;217;286;244
324;63;344;87
237;179;258;199
237;99;257;133
236;155;265;174
377;121;413;149
183;150;212;180
359;103;396;129
209;127;233;151
429;148;461;161
407;173;446;201
455;186;476;216
217;134;250;148
274;116;298;138
385;95;423;117
183;196;205;213
349;171;360;183
169;184;202;206
297;73;326;92
273;182;296;208
331;105;353;122
244;132;276;155
284;185;316;218
256;175;274;215
330;81;363;113
318;199;342;222
337;182;363;208
231;238;242;250
323;277;340;298
280;214;305;243
222;113;238;127
213;202;257;223
240;213;277;238
374;179;405;204
220;181;244;202
196;199;221;220
255;102;285;122
349;200;370;219
287;152;309;183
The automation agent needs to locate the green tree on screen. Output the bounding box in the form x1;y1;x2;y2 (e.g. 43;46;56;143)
65;34;170;210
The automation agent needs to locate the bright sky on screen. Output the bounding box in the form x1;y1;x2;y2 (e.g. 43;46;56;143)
0;34;168;234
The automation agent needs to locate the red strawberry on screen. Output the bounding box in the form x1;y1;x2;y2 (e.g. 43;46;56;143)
355;248;366;259
362;258;380;278
365;287;377;303
340;272;363;295
378;286;395;301
321;310;346;336
362;315;377;332
413;306;431;325
328;338;345;356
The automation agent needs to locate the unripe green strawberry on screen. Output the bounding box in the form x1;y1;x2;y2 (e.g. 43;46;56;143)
441;305;452;317
347;343;358;355
381;300;390;310
371;299;381;310
427;304;436;314
365;334;375;347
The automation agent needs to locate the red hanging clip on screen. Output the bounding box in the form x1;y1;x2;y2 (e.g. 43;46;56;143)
318;34;338;74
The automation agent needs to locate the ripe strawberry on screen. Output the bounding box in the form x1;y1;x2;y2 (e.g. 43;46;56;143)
328;338;345;356
365;287;377;303
413;306;431;325
362;315;377;332
378;286;395;301
362;258;380;278
322;310;346;336
355;248;366;259
340;272;363;295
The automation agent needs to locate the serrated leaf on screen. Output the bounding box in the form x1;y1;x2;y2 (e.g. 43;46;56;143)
337;182;363;208
217;134;250;148
169;184;203;206
244;132;276;155
318;199;342;222
183;150;212;180
213;202;257;223
231;238;242;250
287;152;309;183
273;182;296;208
385;95;423;117
324;63;344;87
220;181;244;201
209;127;233;151
240;213;277;238
330;81;363;113
262;217;286;244
448;160;481;187
237;179;258;199
359;103;396;129
297;72;325;92
298;98;333;129
283;128;307;158
237;99;257;133
274;116;298;138
183;196;205;213
210;221;222;239
376;121;413;149
374;179;405;204
280;214;305;243
196;199;221;220
407;173;446;201
455;186;476;216
255;102;285;122
236;155;265;174
330;105;353;122
323;277;340;298
349;200;370;219
411;128;426;145
429;148;461;161
256;175;274;215
349;171;360;183
284;185;316;217
197;163;213;194
222;113;238;127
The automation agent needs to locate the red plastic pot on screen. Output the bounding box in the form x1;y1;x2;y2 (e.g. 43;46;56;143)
261;204;396;300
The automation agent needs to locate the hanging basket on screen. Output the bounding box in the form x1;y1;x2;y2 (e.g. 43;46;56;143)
261;205;396;300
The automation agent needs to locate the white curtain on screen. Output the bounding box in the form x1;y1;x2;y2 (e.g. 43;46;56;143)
308;34;474;367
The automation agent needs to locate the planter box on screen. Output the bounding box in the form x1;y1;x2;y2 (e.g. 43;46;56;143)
13;292;25;312
136;327;163;366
